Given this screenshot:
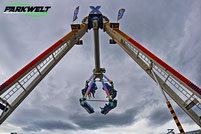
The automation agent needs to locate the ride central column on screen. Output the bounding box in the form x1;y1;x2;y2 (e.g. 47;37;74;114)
93;19;101;73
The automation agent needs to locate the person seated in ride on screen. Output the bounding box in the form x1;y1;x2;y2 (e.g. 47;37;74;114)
100;99;117;115
79;98;94;114
104;83;117;99
82;82;97;98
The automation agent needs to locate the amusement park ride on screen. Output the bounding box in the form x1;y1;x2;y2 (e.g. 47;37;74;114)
0;6;200;133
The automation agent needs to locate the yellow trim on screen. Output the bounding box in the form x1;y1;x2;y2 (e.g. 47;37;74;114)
178;125;182;130
80;24;84;29
166;101;170;105
172;113;176;117
114;29;130;40
175;119;179;124
169;107;173;111
61;31;74;41
72;29;78;32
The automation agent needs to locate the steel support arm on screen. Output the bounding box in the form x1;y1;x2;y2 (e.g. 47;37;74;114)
105;23;201;127
0;24;87;124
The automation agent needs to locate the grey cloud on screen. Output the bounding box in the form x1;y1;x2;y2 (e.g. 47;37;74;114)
197;62;201;86
22;120;76;132
70;107;138;129
0;0;201;134
147;107;171;126
69;98;160;130
147;103;198;127
9;104;68;126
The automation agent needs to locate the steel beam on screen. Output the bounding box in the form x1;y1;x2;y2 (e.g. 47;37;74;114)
93;20;101;72
105;23;201;127
0;24;87;124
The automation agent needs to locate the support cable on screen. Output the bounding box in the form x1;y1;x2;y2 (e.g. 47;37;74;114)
151;67;185;134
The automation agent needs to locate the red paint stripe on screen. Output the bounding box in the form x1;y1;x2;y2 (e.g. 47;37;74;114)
127;37;201;95
112;28;201;96
126;37;201;95
128;38;190;84
114;29;192;85
0;83;7;91
3;39;63;87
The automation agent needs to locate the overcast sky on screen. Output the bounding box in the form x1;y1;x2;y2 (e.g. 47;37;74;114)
0;0;201;134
